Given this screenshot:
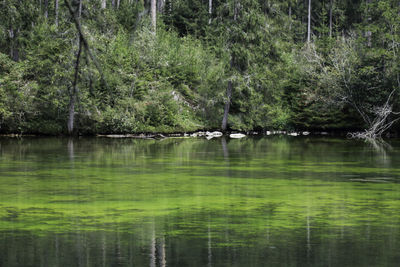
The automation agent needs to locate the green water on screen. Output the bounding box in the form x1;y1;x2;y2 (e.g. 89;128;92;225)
1;136;400;266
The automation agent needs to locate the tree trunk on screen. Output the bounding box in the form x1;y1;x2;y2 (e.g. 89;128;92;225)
329;0;333;37
55;0;59;26
221;81;232;131
44;0;49;18
9;26;19;61
101;0;106;9
67;92;76;135
157;0;165;13
9;26;14;59
221;1;238;132
307;0;311;43
233;0;238;21
13;45;19;62
288;2;292;30
117;0;120;8
208;0;212;24
68;40;82;135
151;0;156;32
68;0;83;136
64;0;111;135
78;0;82;17
365;0;372;47
65;0;108;89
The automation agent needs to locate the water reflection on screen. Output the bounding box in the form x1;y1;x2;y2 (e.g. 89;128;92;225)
221;137;229;161
0;137;400;266
2;224;399;267
366;137;393;166
68;138;74;161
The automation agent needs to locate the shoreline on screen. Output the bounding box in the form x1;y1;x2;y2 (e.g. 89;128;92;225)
0;130;364;139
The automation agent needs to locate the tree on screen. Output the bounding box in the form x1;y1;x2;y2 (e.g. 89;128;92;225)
79;0;83;17
329;0;333;37
307;0;311;42
217;0;282;131
221;80;232;131
157;0;165;12
64;0;107;135
66;0;83;135
67;39;82;135
151;0;156;32
220;0;238;131
301;36;400;139
44;0;49;18
0;0;398;135
55;0;59;26
208;0;212;24
0;0;37;61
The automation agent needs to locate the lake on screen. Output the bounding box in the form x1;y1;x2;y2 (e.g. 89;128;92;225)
0;136;400;266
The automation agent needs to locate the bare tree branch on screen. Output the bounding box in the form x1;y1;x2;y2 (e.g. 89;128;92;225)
64;0;108;89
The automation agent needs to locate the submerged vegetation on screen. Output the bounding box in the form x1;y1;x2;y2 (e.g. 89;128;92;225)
0;0;399;135
1;137;400;265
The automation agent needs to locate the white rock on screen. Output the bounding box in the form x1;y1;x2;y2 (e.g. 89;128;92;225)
288;132;299;136
230;133;246;139
206;131;223;137
302;131;310;136
106;135;126;138
266;131;271;135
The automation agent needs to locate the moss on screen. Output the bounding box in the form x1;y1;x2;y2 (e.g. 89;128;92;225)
0;137;400;241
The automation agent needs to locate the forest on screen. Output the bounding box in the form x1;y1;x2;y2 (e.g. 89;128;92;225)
0;0;399;135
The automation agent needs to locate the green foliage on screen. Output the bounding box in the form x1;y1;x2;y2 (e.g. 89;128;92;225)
0;0;398;134
0;52;39;133
164;0;209;37
74;25;222;133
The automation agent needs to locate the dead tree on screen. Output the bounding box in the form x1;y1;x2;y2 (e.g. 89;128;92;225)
302;38;400;140
64;0;108;135
347;90;400;139
64;0;106;81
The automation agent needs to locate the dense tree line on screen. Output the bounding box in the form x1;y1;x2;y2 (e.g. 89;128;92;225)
0;0;399;135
